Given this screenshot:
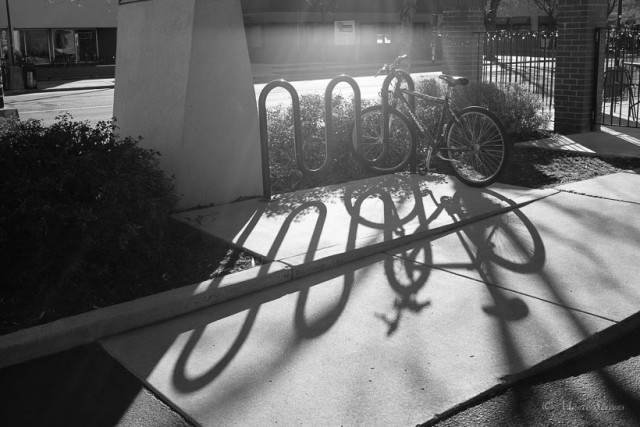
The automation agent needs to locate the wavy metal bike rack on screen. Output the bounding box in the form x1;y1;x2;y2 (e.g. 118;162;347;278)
258;75;362;201
381;70;417;171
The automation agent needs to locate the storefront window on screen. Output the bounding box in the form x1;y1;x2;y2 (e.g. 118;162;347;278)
76;30;98;63
21;29;50;64
53;29;75;64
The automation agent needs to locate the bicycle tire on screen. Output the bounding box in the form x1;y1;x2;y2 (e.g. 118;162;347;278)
352;105;416;174
445;107;509;187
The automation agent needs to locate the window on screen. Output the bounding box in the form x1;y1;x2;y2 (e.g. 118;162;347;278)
76;30;98;63
52;29;75;64
376;24;394;45
20;29;50;64
377;33;391;44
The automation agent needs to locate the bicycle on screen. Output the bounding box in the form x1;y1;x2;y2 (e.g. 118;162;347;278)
352;54;510;187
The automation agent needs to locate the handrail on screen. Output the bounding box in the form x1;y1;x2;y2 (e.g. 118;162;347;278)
258;75;363;201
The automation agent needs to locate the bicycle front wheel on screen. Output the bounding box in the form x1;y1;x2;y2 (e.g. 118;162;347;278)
353;105;415;174
445;107;509;187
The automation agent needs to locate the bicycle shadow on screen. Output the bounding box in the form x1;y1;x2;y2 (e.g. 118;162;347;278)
111;173;553;417
163;175;451;398
346;178;543;338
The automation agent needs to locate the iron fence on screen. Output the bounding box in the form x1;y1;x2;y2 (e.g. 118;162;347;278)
480;30;557;112
597;27;640;127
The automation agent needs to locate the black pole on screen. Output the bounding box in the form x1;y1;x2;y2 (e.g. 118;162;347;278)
5;0;14;65
618;0;623;28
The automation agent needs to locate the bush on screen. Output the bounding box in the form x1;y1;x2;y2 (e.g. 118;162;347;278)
0;116;178;313
265;93;369;192
414;77;551;142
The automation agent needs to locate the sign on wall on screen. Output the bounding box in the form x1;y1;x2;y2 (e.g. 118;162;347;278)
334;20;356;45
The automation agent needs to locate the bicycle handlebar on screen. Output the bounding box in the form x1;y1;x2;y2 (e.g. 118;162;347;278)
376;54;409;77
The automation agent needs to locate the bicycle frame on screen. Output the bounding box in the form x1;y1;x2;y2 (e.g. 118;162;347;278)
380;69;472;162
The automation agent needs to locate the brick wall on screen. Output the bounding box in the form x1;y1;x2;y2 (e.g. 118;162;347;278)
554;0;608;133
440;0;485;81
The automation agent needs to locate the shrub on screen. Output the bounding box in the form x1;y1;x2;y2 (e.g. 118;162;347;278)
265;93;368;192
0;116;178;313
414;77;551;142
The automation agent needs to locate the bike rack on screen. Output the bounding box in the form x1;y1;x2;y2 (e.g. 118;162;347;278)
258;75;362;201
381;70;417;171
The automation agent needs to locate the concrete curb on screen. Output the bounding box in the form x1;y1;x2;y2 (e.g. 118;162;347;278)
0;261;291;369
5;85;114;96
0;187;556;369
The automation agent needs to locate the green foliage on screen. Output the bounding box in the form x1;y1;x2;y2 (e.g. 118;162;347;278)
414;77;551;142
265;93;367;192
0;116;178;308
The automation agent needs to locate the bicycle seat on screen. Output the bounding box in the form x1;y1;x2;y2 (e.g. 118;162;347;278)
439;75;469;87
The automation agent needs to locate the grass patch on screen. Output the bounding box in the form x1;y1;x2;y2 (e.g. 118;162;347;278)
501;146;640;189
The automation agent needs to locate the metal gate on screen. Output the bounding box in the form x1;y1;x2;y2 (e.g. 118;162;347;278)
481;30;557;112
596;27;640;128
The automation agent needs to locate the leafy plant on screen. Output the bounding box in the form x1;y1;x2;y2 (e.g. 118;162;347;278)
265;93;368;192
414;77;551;142
0;115;178;318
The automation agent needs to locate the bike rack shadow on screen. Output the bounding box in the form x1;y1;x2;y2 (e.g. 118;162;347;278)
258;75;361;201
167;175;552;404
171;194;366;394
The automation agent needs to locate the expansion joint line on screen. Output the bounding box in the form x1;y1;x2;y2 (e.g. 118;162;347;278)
556;188;640;206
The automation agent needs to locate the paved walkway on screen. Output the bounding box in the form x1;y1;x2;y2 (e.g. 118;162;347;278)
98;170;640;426
2;77;640;424
517;125;640;158
1;164;640;425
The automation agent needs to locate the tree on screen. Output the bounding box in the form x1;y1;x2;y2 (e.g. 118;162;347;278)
528;0;559;30
485;0;502;31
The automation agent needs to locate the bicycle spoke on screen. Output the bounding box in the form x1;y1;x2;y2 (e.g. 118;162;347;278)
446;108;508;187
353;105;415;173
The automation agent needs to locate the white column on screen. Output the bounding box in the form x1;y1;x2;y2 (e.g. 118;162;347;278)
113;0;262;209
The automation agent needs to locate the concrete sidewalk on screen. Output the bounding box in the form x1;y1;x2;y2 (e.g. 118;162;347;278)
96;170;640;426
1;168;639;425
4;78;115;96
517;125;640;158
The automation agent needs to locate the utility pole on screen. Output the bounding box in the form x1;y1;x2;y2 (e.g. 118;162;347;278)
617;0;623;28
5;0;14;65
1;0;19;116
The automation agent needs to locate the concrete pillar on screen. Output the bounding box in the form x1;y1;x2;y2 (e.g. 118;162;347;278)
440;0;485;81
113;0;262;209
554;0;608;133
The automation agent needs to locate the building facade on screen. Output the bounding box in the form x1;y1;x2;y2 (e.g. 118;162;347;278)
0;0;118;66
241;0;440;65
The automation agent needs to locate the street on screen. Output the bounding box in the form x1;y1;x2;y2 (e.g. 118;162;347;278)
4;89;115;127
2;72;441;127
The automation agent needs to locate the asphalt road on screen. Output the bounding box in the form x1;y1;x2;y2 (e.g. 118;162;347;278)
255;71;440;107
2;72;442;126
4;88;115;126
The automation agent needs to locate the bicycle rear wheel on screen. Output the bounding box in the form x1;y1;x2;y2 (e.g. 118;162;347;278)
445;107;509;187
353;105;415;174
